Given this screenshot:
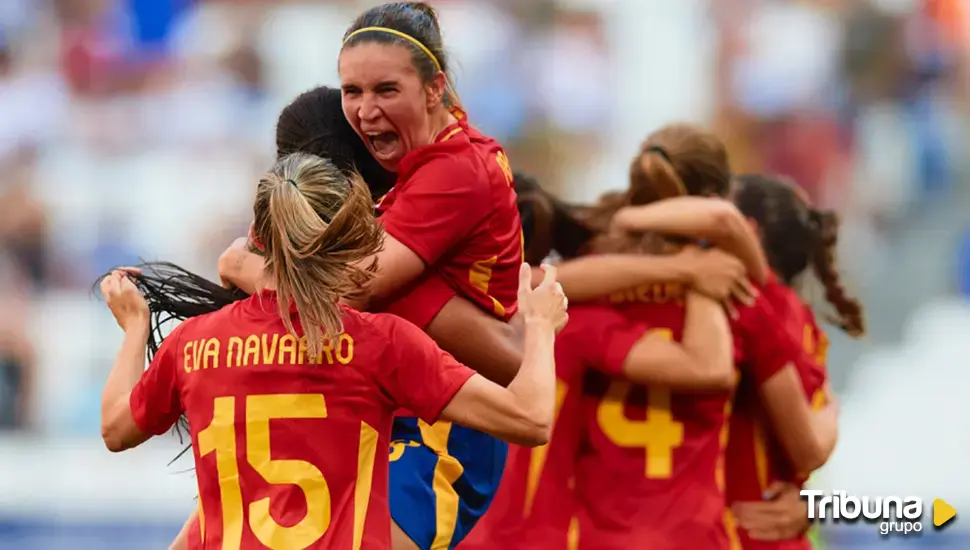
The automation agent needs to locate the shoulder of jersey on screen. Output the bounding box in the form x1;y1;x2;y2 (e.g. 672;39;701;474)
762;280;803;312
178;298;251;333
411;144;481;180
340;308;400;346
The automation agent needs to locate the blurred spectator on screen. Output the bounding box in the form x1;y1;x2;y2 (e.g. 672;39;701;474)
0;255;34;431
0;153;50;291
0;31;69;160
89;216;141;282
436;0;526;143
718;0;848;204
58;0;135;97
516;6;609;192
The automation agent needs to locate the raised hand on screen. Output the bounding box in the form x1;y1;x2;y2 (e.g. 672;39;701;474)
100;269;150;332
517;262;568;333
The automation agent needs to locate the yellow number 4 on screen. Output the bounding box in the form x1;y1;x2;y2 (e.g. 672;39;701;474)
595;329;685;479
197;393;378;550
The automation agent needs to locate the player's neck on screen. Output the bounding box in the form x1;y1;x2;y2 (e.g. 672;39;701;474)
428;109;458;142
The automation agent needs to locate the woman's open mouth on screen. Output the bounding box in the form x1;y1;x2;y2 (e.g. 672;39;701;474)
366;131;400;160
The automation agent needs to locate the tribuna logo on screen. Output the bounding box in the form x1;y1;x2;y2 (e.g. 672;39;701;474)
800;490;923;536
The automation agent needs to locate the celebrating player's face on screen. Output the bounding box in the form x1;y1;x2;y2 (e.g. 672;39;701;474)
339;42;441;171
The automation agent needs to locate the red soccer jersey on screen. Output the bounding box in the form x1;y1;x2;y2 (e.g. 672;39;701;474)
574;277;808;550
129;291;475;550
725;283;829;550
575;283;735;550
460;306;649;550
377;112;522;326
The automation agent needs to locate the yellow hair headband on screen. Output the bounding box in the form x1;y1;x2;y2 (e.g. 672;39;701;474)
343;27;442;73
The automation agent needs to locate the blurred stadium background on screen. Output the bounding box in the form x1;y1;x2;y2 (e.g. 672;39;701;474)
0;0;968;548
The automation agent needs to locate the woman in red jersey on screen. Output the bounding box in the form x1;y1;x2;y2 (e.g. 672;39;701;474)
461;173;740;550
162;87;570;550
219;2;525;380
538;125;838;550
218;6;750;550
611;197;843;475
247;84;523;384
220;5;757;546
98;152;567;550
724;174;865;549
218;3;532;543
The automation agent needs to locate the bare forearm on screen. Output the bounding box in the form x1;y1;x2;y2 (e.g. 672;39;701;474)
762;368;836;474
101;322;149;418
713;214;768;284
440;319;555;447
811;404;839;464
506;319;556;428
787;404;838;476
613;199;768;284
681;292;733;381
555;254;690;301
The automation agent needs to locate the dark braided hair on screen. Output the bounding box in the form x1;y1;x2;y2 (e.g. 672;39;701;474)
275;86;396;199
95;262;248;463
733;174;865;337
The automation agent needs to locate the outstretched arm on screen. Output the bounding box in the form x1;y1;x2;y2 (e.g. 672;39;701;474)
611;197;768;284
441;265;566;446
547;253;694;302
385;265;567;448
539;246;753;305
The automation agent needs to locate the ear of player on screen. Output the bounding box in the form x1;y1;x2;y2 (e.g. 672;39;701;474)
933;498;956;528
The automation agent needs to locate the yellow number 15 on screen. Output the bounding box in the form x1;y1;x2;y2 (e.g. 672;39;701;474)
197;393;379;550
595;328;685;478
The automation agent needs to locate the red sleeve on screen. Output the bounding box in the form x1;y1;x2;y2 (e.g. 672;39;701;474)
734;295;803;385
381;271;457;329
129;323;185;436
372;314;476;423
380;157;491;265
562;305;649;376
